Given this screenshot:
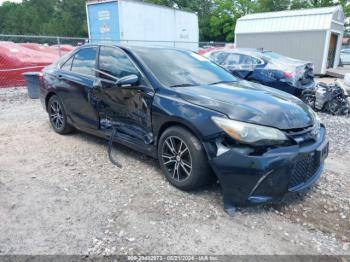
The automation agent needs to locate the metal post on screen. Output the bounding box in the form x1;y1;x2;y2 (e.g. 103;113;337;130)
57;36;62;57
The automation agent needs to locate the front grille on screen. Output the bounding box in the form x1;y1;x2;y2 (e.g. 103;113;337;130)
288;153;320;189
285;125;319;145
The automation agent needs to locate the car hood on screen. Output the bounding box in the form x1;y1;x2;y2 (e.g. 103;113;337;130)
175;80;315;130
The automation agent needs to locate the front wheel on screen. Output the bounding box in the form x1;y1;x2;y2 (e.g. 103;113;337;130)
158;126;212;191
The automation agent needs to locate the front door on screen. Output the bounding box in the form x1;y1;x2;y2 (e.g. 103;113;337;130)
94;46;155;145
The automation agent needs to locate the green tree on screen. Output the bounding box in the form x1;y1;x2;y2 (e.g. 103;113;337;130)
290;0;310;9
308;0;334;7
256;0;290;12
209;0;256;42
41;0;87;37
0;0;87;37
0;0;348;41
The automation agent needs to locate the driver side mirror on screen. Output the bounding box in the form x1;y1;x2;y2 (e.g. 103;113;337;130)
116;74;139;87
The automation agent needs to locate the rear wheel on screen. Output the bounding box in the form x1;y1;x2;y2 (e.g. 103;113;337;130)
158;126;211;191
48;95;74;134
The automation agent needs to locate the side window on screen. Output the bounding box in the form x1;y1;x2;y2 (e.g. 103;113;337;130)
98;46;138;81
224;53;240;65
213;52;228;65
209;51;220;62
251;56;263;65
61;56;73;71
239;54;262;65
71;47;97;76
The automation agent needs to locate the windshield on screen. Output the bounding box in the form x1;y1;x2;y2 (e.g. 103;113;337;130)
134;48;238;87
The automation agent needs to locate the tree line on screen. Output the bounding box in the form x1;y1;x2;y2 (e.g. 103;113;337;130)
0;0;348;41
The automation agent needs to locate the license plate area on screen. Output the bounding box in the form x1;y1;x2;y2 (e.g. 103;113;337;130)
320;141;329;161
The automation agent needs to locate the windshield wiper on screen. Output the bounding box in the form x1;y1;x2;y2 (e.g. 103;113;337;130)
169;83;198;88
209;80;237;85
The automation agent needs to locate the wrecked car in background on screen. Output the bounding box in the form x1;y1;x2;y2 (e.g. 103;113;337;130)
303;77;350;116
40;45;328;209
205;49;315;98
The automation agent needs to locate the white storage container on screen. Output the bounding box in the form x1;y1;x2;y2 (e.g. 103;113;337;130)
86;0;199;51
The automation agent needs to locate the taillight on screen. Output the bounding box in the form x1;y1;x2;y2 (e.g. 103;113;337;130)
283;71;294;78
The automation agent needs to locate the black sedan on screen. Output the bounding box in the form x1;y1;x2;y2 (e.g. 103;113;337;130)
40;44;328;209
206;49;315;97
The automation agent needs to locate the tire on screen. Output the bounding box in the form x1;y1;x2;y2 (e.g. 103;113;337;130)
48;95;74;134
157;126;211;191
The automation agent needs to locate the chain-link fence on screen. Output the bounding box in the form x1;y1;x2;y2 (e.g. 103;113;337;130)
0;34;230;88
0;34;87;88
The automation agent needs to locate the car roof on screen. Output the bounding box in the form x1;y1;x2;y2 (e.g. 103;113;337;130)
80;43;188;53
210;48;268;57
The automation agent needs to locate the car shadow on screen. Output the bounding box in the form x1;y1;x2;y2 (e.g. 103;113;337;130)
69;130;158;166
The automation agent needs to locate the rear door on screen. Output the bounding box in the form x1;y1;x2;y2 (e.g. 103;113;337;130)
57;46;100;131
95;46;155;145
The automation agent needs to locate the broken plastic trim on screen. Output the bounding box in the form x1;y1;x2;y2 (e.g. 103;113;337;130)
108;127;123;168
214;136;269;157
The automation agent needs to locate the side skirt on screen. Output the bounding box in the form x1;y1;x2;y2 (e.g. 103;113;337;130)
73;125;158;159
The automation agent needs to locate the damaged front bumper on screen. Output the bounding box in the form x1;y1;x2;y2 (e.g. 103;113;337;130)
208;127;329;206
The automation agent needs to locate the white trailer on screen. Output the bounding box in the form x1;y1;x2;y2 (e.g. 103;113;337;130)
86;0;199;51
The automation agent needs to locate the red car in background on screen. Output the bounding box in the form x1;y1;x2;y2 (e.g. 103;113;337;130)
0;42;74;88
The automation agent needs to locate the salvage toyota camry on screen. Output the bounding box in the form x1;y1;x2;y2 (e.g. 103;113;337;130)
40;44;329;208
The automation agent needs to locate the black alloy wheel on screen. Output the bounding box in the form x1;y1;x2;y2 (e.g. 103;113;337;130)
161;136;193;182
48;95;74;134
158;126;212;191
50;100;64;130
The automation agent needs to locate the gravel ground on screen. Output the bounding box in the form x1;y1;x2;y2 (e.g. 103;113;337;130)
0;86;349;255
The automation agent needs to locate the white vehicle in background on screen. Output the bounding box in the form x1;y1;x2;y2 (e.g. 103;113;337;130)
340;49;350;65
86;0;199;51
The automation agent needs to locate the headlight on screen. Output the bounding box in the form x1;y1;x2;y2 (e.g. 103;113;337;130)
212;116;289;145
